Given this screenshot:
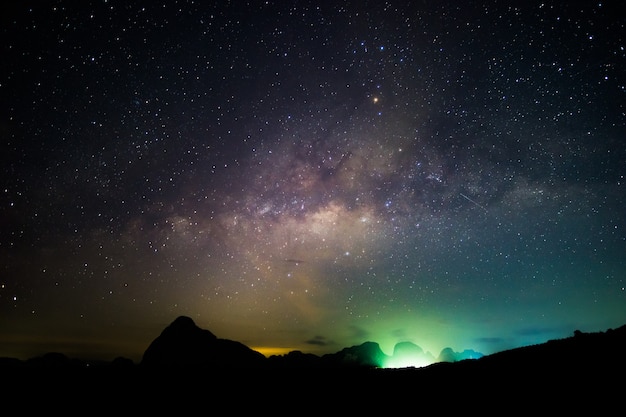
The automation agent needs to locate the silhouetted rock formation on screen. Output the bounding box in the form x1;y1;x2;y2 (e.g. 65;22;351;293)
1;321;624;412
25;352;86;370
437;347;483;362
321;341;388;368
416;324;626;389
267;349;321;369
393;341;430;359
384;341;435;367
141;315;266;369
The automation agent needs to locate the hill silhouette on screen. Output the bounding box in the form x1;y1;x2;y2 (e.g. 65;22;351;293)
137;316;481;370
141;315;267;369
1;316;624;412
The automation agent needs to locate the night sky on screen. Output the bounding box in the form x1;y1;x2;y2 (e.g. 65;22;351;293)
1;0;625;365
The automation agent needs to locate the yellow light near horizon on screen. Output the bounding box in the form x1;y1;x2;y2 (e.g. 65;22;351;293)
252;346;298;357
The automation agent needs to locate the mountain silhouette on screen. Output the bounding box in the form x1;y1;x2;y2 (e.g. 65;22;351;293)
1;318;624;412
436;346;483;362
140;316;482;370
321;340;388;368
384;341;436;368
140;315;266;369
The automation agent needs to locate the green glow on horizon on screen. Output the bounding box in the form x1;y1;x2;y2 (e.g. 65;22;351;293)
382;356;435;369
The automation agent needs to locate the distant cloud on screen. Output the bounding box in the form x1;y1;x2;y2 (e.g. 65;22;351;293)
515;326;567;337
475;337;505;345
305;335;328;346
390;328;408;339
348;325;370;341
474;325;575;354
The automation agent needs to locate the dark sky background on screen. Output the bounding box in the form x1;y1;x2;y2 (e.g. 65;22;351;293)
1;0;624;365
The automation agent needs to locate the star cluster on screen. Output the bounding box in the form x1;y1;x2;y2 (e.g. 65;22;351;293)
1;1;624;362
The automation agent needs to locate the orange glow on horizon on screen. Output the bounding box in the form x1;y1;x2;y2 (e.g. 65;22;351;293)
252;346;298;357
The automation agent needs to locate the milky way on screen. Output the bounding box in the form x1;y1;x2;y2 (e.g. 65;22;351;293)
1;1;624;362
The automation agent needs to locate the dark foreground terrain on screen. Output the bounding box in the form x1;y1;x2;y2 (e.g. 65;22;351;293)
2;323;624;413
